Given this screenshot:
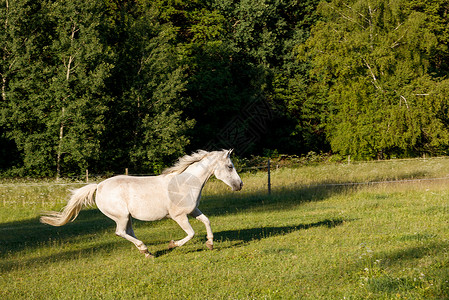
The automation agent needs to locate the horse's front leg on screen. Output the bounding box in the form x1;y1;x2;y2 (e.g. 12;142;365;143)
169;214;195;249
191;208;213;250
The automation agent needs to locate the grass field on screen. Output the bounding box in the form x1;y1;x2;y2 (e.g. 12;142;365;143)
1;158;449;299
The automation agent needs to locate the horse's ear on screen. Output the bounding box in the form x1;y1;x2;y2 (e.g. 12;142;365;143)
223;149;233;159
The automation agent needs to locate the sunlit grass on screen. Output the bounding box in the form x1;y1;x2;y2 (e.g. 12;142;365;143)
1;158;449;299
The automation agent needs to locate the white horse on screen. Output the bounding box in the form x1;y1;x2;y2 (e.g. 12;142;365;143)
40;149;243;257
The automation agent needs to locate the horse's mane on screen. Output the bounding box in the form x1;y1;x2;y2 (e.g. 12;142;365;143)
162;150;214;175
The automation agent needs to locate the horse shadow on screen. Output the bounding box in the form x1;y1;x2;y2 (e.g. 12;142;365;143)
214;218;345;245
152;218;347;257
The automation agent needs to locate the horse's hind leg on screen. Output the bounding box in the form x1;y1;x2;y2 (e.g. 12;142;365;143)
115;215;153;258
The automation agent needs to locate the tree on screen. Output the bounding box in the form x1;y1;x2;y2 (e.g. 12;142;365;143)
1;0;111;177
1;0;197;176
47;0;112;178
0;0;34;172
101;0;194;173
183;0;322;154
302;0;449;159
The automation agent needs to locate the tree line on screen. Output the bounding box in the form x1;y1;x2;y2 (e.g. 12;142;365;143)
1;0;448;177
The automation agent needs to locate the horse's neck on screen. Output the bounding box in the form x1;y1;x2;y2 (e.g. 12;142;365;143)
184;157;216;185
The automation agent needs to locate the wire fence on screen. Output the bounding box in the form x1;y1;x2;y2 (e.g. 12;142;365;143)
1;153;443;185
2;156;449;207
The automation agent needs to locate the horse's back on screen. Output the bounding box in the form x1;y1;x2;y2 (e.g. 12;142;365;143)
96;175;169;221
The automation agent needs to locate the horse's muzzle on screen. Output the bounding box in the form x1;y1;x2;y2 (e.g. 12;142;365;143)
233;180;243;191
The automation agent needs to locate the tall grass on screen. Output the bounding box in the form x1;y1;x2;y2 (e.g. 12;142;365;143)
1;158;449;299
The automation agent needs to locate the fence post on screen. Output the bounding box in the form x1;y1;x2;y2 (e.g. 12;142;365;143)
86;169;89;183
267;158;271;195
125;168;128;175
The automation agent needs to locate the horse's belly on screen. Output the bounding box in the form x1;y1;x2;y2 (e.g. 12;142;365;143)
128;196;169;221
130;206;168;221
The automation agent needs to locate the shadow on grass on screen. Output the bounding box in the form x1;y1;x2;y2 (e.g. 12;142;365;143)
380;240;449;264
152;218;347;257
358;241;449;298
214;218;345;246
0;241;120;273
336;232;449;298
0;209;115;257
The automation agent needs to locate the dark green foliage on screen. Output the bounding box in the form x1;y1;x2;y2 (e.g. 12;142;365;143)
1;0;194;176
2;0;449;177
101;1;193;173
186;0;323;154
303;0;449;159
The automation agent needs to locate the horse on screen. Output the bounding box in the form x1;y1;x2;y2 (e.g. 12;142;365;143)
40;149;243;257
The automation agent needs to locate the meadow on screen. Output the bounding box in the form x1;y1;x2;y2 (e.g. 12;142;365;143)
1;158;449;299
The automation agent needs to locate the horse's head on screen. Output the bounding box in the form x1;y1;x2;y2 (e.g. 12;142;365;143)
214;149;243;191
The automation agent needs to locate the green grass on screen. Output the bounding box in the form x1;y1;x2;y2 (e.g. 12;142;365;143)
1;158;449;299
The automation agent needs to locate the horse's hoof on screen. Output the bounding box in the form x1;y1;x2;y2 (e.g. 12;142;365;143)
206;240;213;250
168;240;176;249
145;252;155;258
140;248;149;254
140;248;154;258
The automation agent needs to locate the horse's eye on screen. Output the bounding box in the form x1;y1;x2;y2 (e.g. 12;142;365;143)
228;165;233;170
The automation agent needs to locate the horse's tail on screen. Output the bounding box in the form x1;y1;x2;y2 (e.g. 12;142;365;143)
40;183;98;226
